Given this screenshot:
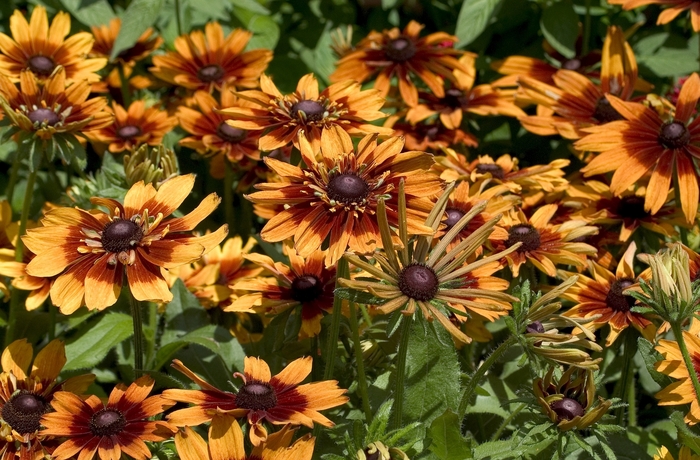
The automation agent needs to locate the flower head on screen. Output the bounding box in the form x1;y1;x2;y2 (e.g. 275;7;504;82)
90;18;162;66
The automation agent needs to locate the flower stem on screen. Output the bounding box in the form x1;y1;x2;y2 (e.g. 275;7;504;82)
130;292;145;377
671;320;700;412
615;329;637;426
5;153;20;204
174;0;183;36
458;335;517;417
224;160;235;233
118;65;131;108
582;0;591;56
491;402;526;441
391;315;412;430
349;301;372;423
323;257;349;380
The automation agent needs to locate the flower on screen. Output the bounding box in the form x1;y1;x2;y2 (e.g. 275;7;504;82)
385;119;477;151
330;20;470;107
150;22;272;91
654;446;700;460
576;73;700;224
609;0;700;31
22;175;228;313
245;128;443;266
41;375;175;460
220;73;391;152
89;18;162;66
174;415;315;460
163;356;348;446
0;5;106;82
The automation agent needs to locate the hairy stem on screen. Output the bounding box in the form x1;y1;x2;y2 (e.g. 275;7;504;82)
349;301;372;423
391;316;412;429
672;321;700;413
130;293;145;377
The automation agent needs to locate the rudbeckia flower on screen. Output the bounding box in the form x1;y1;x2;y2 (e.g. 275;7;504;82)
609;0;700;31
89;18;162;66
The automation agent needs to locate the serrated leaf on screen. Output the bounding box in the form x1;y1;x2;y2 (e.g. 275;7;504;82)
671;411;700;454
428;410;471;459
637;337;671;388
540;0;579;59
455;0;503;47
59;0;115;26
110;0;164;61
64;312;133;371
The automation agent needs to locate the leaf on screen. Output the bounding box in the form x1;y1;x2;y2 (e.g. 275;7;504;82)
636;337;671;388
229;0;269;15
455;0;503;47
334;287;386;306
428;410;472;460
64;312;133;371
540;0;579;59
633;33;669;56
671;411;700;455
638;48;700;77
246;15;280;50
110;0;164;61
59;0;115;26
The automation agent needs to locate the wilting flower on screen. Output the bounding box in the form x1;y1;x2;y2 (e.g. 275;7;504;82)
163;356;348;446
150;22;272;91
42;375;175;460
0;5;106;82
609;0;700;31
22;175;228;313
90;18;162;66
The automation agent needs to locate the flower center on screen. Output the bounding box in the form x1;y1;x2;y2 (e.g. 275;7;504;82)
117;125;142;140
475;163;505;179
659;121;690;149
444;207;466;230
526;321;545;334
443;88;466;109
197;64;225;83
605;278;636;312
550;397;584;421
593;97;624;123
90;409;126;437
616;196;648;220
385;37;416;62
326;173;369;205
101;219;143;253
398;263;439;301
235;381;278;411
28;108;59;126
506;224;541;253
291;274;324;303
216;122;247;143
291;100;326;122
27;55;55;76
562;59;581;70
1;392;46;435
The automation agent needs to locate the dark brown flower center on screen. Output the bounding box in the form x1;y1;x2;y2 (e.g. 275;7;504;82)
117;125;142;140
235;381;278;411
385;37;416;62
102;219;143;253
398;263;439;301
506;224;541;253
593;97;624;123
605;278;636;312
27;55;55;76
327;173;369;204
291;100;326;122
616;196;648;220
562;59;581;70
550;397;584;421
197;64;225;83
475;163;505;179
216;122;247;143
90;409;126;437
526;321;545;334
1;392;47;435
659;121;690;149
443;88;467;109
28;108;59;126
291;274;324;303
444;207;466;230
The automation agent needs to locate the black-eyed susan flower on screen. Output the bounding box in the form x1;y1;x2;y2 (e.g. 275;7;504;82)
163;356;348;446
385;119;477;152
609;0;700;31
89;18;162;66
654;446;700;460
22;174;228;313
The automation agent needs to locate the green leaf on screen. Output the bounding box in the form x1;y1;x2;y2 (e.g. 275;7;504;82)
110;0;164;61
637;48;700;77
246;15;280;50
64;312;133;371
636;337;671;388
633;33;669;56
59;0;115;26
671;412;700;455
229;0;269;15
428;410;472;459
334;287;386;306
540;0;579;59
455;0;503;47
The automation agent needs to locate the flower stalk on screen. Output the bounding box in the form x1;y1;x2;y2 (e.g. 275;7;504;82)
391;315;413;429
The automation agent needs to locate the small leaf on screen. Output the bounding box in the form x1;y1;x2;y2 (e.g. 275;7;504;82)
671;411;700;454
637;337;672;388
334;287;386;306
110;0;164;61
455;0;504;47
540;0;579;59
428;410;472;460
64;313;133;371
59;0;115;26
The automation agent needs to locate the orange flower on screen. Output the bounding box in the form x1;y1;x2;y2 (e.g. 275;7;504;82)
90;18;162;66
609;0;700;31
22;175;228;313
385;119;477;151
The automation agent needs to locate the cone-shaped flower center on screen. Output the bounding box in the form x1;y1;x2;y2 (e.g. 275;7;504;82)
28;108;59;126
605;278;636;312
659;121;690;149
443;88;467;109
550;397;584;421
1;392;46;435
562;59;581;70
291;274;324;303
197;64;225;83
216;122;247;143
444;207;466;230
398;263;439;301
291;100;326;122
506;224;541;253
593;97;624;123
102;219;144;253
117;125;142;140
236;381;278;411
90;409;126;436
475;163;505;179
27;55;55;76
327;173;369;204
385;37;416;62
616;196;648;220
526;321;545;334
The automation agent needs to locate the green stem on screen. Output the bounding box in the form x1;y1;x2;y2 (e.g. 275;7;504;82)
146;302;157;369
323;257;349;380
672;321;700;412
130;293;145;377
391;316;412;430
5;154;20;204
174;0;183;36
582;0;591;57
627;365;637;426
224;160;235;233
118;65;132;108
458;335;517;417
615;330;637;426
48;304;56;341
491;402;526;441
349;301;372;423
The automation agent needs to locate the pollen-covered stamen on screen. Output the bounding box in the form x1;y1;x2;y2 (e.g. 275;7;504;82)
27;55;56;76
659;121;690;150
444;207;466;230
326;173;369;205
475;163;505;179
605;278;636;312
593;97;624;123
398;263;439;301
291;100;326;122
506;224;541;253
562;59;581;70
291;274;324;303
197;64;225;83
117;125;142;140
90;409;126;437
217;122;247;143
442;88;467;109
385;37;416;62
102;219;144;254
550;398;584;421
28;108;59;126
616;196;648;220
1;392;47;435
235;381;278;411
